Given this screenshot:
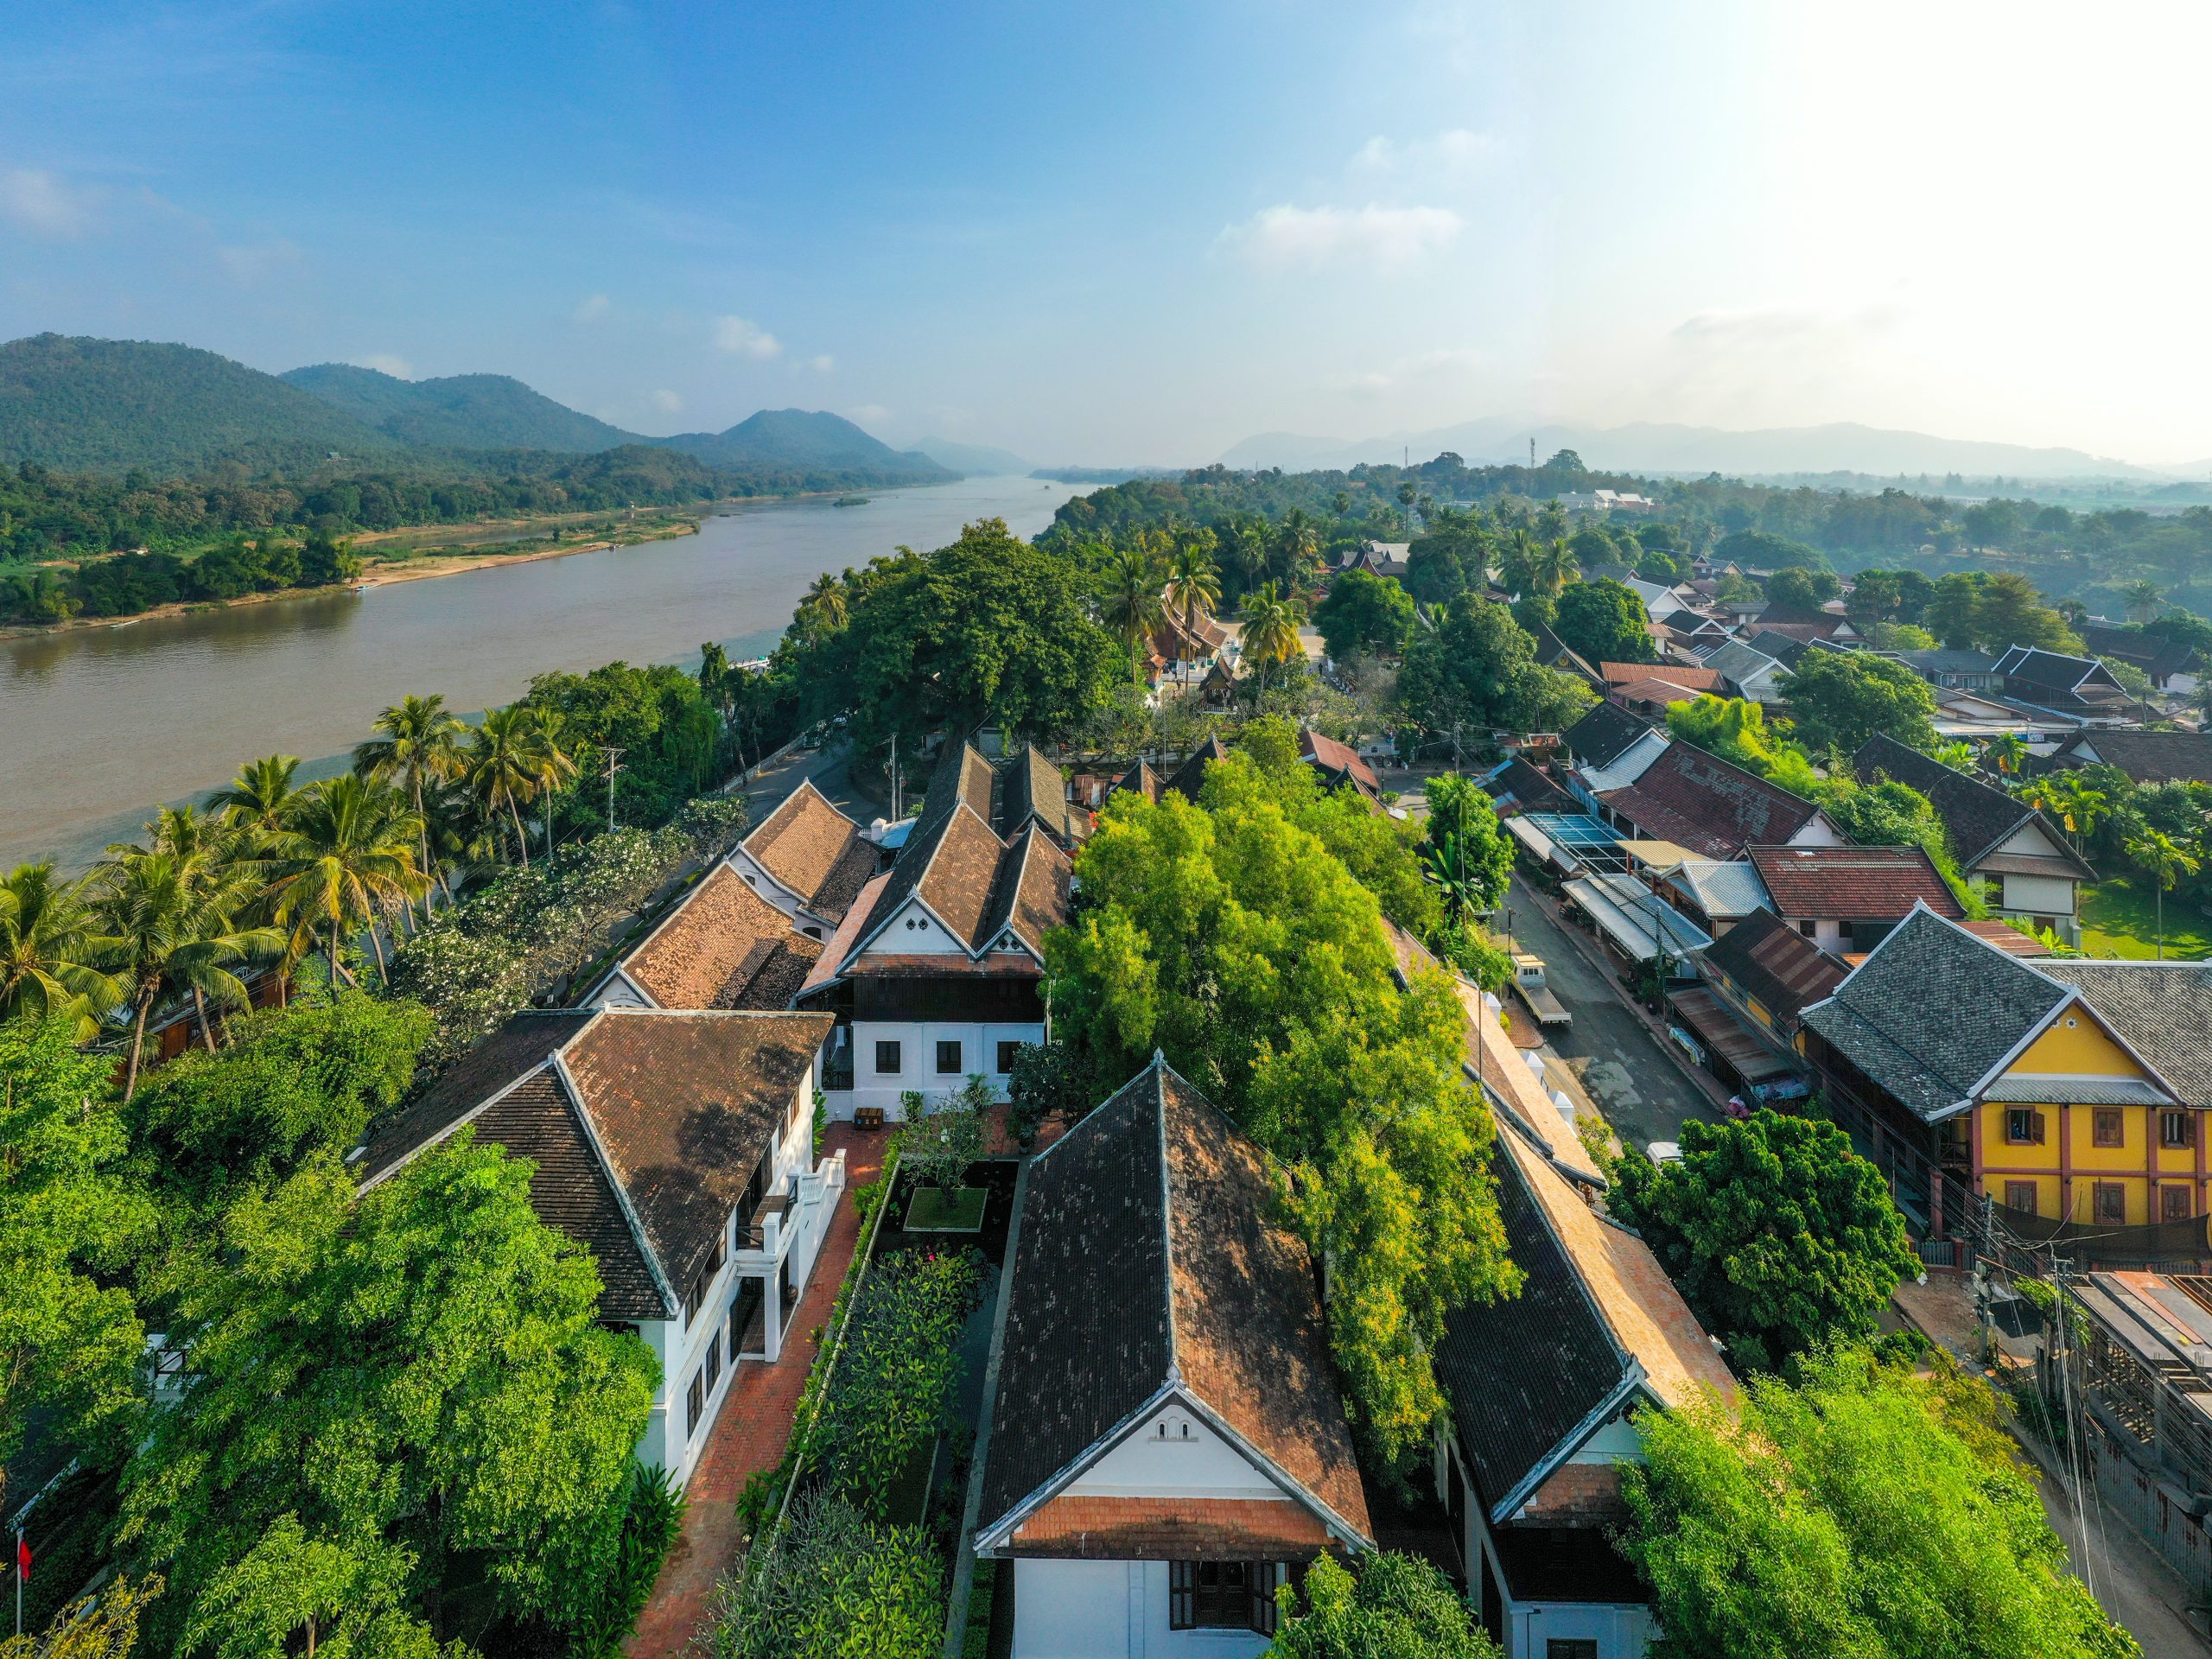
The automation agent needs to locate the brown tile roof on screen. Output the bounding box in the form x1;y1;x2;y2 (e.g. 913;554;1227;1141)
1299;728;1380;796
980;1061;1371;1549
1745;843;1963;924
741;779;869;920
1602;661;1720;689
1700;908;1845;1023
1111;760;1166;804
1960;918;2053;957
620;863;824;1010
800;872;888;995
1012;1497;1334;1560
916;804;1012;944
561;1009;834;1296
355;1010;598;1187
982;826;1073;957
1600;742;1824;859
1003;744;1077;847
1610;676;1710;709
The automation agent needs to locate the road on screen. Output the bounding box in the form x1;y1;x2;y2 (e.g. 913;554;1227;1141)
1502;873;1720;1156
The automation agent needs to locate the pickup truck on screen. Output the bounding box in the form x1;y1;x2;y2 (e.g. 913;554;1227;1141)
1510;953;1572;1030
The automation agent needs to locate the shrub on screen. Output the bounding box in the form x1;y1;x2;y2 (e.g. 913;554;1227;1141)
707;1491;943;1659
532;1463;686;1659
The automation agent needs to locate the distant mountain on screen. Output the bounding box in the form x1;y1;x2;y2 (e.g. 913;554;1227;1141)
281;362;643;453
1219;417;2157;482
659;409;951;481
910;435;1031;475
0;334;401;474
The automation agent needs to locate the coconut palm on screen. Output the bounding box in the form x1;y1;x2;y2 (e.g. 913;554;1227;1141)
1240;582;1306;689
1098;543;1168;656
1496;527;1537;596
1228;519;1268;597
466;704;555;868
94;849;280;1101
1272;512;1320;587
798;571;849;632
525;708;582;860
263;774;427;988
1526;536;1577;598
1163;539;1223;635
353;694;465;918
212;753;307;841
2123;580;2164;625
2124;829;2201;960
0;862;124;1039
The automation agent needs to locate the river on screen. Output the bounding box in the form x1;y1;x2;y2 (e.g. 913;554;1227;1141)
0;474;1084;871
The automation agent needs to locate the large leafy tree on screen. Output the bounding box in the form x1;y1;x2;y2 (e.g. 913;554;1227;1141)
1267;1552;1499;1658
1397;594;1592;739
1550;575;1653;665
1779;649;1940;754
1609;1112;1918;1376
1622;1348;2141;1659
1420;773;1513;920
0;862;123;1039
1313;568;1414;661
1972;572;2081;653
117;1139;658;1654
0;1017;149;1508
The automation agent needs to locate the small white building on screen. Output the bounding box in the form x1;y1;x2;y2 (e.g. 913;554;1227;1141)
352;1007;844;1491
974;1058;1373;1657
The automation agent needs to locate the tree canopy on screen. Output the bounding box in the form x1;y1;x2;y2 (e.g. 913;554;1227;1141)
1551;577;1654;666
1779;650;1940;755
1313;568;1415;661
1267;1551;1500;1658
1397;595;1592;741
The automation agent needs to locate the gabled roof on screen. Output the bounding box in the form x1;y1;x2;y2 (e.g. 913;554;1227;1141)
1743;628;1813;668
1700;638;1786;691
1799;907;2074;1122
2038;963;2212;1109
2053;729;2212;785
1994;645;2112;692
1853;734;2093;878
1483;758;1574;815
2080;624;2201;678
1434;1118;1734;1522
1602;661;1720;690
1896;647;1999;676
1004;743;1078;848
978;1061;1371;1553
1699;907;1845;1022
981;825;1073;958
1600;742;1827;860
740;779;874;922
1562;702;1650;769
1656;858;1770;919
1299;728;1380;797
1755;603;1851;635
608;862;823;1010
1577;728;1670;794
1111;759;1165;805
1164;735;1233;801
1610;675;1710;710
1745;843;1963;924
1526;620;1599;680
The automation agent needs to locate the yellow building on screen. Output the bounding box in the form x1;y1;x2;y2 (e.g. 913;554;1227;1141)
1801;907;2212;1236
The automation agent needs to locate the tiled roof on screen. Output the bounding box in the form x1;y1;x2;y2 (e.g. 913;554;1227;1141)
1012;1497;1331;1560
1111;760;1164;805
2080;625;2200;678
619;863;823;1010
1994;645;2100;690
1744;629;1812;668
1755;604;1848;633
1745;844;1963;923
981;826;1074;957
741;779;870;921
1610;676;1710;709
1299;728;1380;796
1005;744;1077;847
1563;702;1649;768
1602;661;1720;690
1699;907;1844;1022
1164;736;1233;801
1800;907;2069;1122
915;804;1013;944
1577;729;1670;794
1484;759;1573;814
355;1010;598;1186
1526;620;1599;679
2039;963;2212;1109
1700;639;1785;690
2056;730;2212;785
1896;648;1999;676
979;1061;1370;1549
1600;743;1824;860
1853;734;2090;876
561;1009;833;1296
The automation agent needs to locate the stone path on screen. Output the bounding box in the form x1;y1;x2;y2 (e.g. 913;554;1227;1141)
625;1123;888;1657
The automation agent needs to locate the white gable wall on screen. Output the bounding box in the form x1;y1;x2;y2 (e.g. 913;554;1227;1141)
1785;813;1847;849
860;899;966;957
1066;1406;1283;1500
729;847;804;921
587;970;655;1010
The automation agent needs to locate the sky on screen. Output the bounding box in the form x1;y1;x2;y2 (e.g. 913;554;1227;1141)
4;0;2210;467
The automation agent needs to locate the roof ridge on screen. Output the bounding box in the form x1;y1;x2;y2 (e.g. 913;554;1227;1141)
1155;1052;1180;1389
548;1044;679;1319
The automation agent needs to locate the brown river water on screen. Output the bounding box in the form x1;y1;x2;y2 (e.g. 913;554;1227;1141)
0;475;1080;871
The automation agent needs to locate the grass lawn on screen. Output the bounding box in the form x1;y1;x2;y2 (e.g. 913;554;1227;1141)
904;1184;988;1232
2078;876;2212;961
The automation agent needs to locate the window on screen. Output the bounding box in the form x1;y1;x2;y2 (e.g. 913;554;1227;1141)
2165;1185;2195;1223
703;1328;721;1395
2093;1109;2124;1149
936;1039;963;1075
1797;918;1816;938
2094;1182;2127;1224
1168;1561;1274;1633
1548;1644;1599;1659
683;1236;727;1326
2005;1109;2044;1146
2164;1111;2194;1149
685;1370;706;1440
874;1040;902;1075
2005;1181;2038;1217
996;1039;1023;1075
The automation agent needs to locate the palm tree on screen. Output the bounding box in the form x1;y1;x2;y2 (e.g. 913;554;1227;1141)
94;849;280;1101
525;709;582;860
2124;828;2200;960
1526;536;1577;598
1986;733;2028;776
263;775;427;988
1496;527;1537;596
1162;540;1222;636
466;705;552;868
353;694;465;923
1228;520;1268;597
798;571;849;632
1239;582;1306;690
2019;772;2105;853
212;753;307;842
2123;580;2164;625
1099;544;1168;656
1273;512;1320;588
0;862;124;1039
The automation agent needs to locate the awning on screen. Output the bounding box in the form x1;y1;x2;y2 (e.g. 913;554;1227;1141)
1981;1076;2172;1106
1561;874;1713;963
1668;986;1796;1083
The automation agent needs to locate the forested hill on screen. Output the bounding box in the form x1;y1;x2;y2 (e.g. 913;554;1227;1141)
659;408;950;480
280;362;645;453
0;334;404;474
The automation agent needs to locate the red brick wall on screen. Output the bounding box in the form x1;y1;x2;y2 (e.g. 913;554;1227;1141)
1517;1460;1629;1524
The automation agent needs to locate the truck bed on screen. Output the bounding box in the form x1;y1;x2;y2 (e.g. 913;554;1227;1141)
1513;980;1572;1027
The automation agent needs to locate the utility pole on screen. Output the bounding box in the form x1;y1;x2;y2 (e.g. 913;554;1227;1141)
890;732;900;820
602;747;625;833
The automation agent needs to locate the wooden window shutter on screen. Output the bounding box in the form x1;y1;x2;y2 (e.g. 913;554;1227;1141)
2033;1111;2047;1146
1169;1561;1194;1630
1251;1563;1281;1636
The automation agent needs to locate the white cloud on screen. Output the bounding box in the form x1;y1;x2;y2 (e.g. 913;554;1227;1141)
1346;347;1486;396
354;353;413;378
0;168;97;238
712;315;781;358
810;353;835;373
574;293;612;323
1351;129;1495;180
1218;203;1463;272
215;237;302;283
845;404;891;427
650;388;683;413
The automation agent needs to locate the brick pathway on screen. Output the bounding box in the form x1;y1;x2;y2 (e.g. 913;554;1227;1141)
626;1124;889;1657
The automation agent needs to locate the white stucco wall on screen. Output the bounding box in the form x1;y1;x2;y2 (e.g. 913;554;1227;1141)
861;899;966;955
1505;1601;1652;1658
1066;1409;1280;1500
587;969;654;1010
1011;1560;1276;1659
842;1017;1042;1119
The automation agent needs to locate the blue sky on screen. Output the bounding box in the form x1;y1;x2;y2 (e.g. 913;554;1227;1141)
5;1;2210;464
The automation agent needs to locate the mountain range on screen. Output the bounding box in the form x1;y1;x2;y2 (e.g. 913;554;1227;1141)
0;334;953;486
1218;417;2169;482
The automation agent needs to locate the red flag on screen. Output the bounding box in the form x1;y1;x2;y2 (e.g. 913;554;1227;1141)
15;1533;27;1580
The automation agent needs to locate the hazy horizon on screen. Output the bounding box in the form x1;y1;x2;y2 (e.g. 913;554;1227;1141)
7;1;2210;469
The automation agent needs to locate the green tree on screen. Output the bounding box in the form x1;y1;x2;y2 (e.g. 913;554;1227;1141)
2122;578;2164;625
1097;542;1167;655
708;1493;942;1659
1922;571;1986;648
1238;581;1307;689
1621;1348;2141;1659
264;774;427;987
1551;576;1652;665
1779;650;1939;754
353;695;466;919
899;1075;989;1193
1267;1552;1499;1658
2124;827;2200;960
117;1140;658;1653
0;1018;149;1509
1973;572;2080;653
1398;596;1592;740
1313;568;1414;661
1162;532;1223;633
0;1575;163;1659
0;862;123;1039
1421;773;1513;918
181;1516;459;1659
1609;1113;1917;1375
1524;534;1576;596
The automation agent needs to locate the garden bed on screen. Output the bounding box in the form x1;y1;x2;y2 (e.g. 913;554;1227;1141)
905;1183;989;1231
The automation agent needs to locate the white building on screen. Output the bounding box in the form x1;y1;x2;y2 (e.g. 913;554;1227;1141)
352;1007;844;1490
799;741;1077;1122
974;1058;1373;1657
